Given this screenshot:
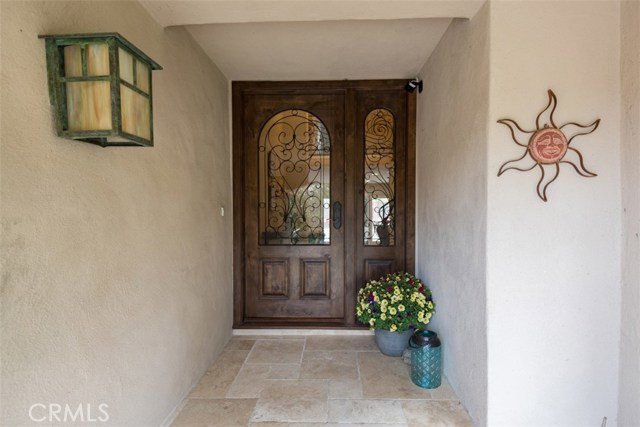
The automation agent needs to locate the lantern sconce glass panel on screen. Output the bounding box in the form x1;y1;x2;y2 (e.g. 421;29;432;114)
39;33;162;147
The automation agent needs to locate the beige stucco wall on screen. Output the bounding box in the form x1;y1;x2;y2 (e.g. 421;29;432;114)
619;1;640;425
487;1;621;425
415;3;490;426
0;2;232;425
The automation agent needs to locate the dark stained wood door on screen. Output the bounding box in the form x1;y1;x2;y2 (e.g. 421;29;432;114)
233;81;415;328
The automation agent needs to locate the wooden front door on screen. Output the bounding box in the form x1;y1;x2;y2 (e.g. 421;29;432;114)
233;81;415;328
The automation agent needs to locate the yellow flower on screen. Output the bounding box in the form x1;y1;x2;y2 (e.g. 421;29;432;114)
418;312;424;321
394;287;401;295
398;304;405;312
381;313;387;320
397;295;403;301
391;295;398;303
410;294;416;302
357;308;362;316
427;301;434;309
390;324;397;332
369;318;375;326
381;299;388;306
389;307;397;315
381;305;387;313
418;301;425;308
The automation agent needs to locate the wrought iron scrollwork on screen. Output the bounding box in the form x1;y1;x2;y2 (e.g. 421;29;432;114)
364;108;395;246
259;110;330;245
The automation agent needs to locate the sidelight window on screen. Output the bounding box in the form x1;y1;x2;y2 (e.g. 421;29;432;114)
364;108;396;246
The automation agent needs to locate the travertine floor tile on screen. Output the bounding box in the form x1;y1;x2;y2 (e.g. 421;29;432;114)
259;379;328;401
305;335;378;352
328;379;363;399
225;337;256;351
358;352;431;399
401;400;473;427
175;335;470;426
250;398;328;423
226;364;271;398
429;378;458;400
251;379;329;423
246;339;305;364
328;399;406;424
267;363;301;379
300;351;358;380
249;424;408;427
332;424;409;427
171;398;256;427
188;351;249;399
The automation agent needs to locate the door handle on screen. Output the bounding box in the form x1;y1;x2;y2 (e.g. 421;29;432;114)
332;201;342;230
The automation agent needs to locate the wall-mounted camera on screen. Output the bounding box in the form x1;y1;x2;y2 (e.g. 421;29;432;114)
405;79;423;93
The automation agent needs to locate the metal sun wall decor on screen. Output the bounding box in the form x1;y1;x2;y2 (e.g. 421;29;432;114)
497;89;600;202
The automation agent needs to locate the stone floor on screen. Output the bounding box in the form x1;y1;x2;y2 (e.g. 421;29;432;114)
170;335;473;426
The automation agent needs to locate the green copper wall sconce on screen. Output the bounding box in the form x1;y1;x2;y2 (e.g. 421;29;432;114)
39;33;162;147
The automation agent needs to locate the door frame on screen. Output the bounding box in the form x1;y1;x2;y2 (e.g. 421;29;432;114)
232;80;416;328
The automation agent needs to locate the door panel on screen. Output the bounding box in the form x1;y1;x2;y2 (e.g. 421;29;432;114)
233;81;414;328
243;92;345;321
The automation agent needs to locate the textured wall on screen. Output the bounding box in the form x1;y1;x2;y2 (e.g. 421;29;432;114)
619;1;640;425
487;1;621;425
0;2;232;425
415;4;490;426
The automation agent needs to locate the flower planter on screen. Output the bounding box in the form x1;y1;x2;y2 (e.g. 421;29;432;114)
356;273;435;332
374;329;413;357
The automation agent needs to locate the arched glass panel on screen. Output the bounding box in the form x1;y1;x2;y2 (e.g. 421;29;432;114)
364;108;395;246
258;110;331;245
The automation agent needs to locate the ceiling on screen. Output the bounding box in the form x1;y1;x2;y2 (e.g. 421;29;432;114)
140;1;486;81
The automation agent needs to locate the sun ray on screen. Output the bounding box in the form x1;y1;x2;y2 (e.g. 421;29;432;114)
536;90;558;130
498;151;537;176
561;147;598;177
536;163;560;202
561;119;601;144
497;119;535;147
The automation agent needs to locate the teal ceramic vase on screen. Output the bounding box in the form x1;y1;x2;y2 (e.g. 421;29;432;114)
409;330;442;389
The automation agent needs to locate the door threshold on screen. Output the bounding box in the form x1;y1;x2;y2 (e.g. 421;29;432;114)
233;328;373;336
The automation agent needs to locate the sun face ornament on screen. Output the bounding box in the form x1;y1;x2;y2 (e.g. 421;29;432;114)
497;90;600;202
